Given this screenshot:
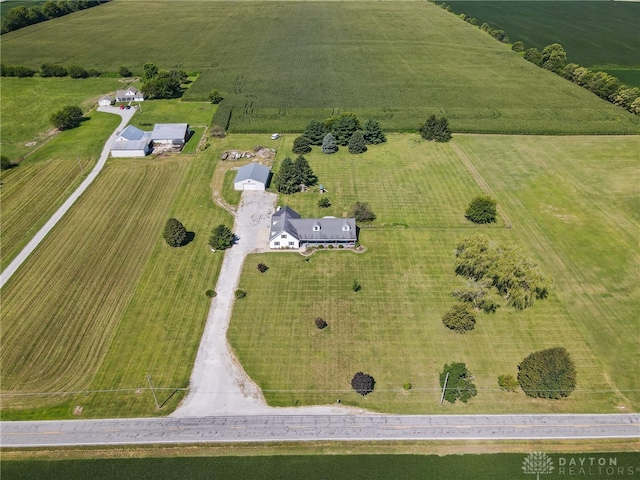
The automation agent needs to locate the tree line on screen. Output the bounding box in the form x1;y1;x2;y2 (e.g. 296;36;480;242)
434;1;640;115
2;0;111;34
1;63;102;79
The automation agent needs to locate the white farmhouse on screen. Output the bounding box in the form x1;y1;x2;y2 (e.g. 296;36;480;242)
233;163;271;191
269;207;357;249
115;86;144;103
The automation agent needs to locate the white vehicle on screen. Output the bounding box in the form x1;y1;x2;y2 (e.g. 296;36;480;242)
271;133;281;140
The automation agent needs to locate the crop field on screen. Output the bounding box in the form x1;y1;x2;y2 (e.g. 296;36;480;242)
0;77;123;160
1;1;638;134
5;452;640;480
228;134;639;414
446;1;640;87
0;110;120;271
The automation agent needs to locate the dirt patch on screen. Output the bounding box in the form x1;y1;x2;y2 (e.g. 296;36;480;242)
221;146;275;164
73;406;83;416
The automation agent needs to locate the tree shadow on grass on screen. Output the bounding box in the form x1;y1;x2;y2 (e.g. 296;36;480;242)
182;231;196;246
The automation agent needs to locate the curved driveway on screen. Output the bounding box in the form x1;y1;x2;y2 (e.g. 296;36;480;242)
0;106;137;289
1;414;638;447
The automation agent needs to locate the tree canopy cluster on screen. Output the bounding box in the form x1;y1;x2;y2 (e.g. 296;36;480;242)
2;1;111;34
163;218;187;247
517;347;577;399
420;114;451;142
209;224;234;250
294;115;386;155
465;195;497;224
351;372;375;396
441;303;476;333
274;155;318;194
50;105;84;130
1;63;101;79
141;63;186;100
454;234;551;310
440;362;477;403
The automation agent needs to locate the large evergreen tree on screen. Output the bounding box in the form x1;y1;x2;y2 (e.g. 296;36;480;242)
274;157;299;194
332;115;360;146
293;155;317;186
348;130;367;154
303;120;327;146
292;136;312;154
163;218;187;247
322;133;339;154
363;119;386;145
518;347;576;399
209;224;234;250
420;114;438;141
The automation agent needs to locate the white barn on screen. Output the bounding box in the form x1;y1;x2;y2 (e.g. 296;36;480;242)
110;125;151;158
233;163;271;191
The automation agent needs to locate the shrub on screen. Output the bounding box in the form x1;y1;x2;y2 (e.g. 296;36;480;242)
318;197;331;208
210;125;226;138
517;347;576;399
442;303;476;333
439;362;477;403
40;63;67;77
1;155;18;171
67;65;89;79
351;201;376;222
292;136;312;154
498;374;519;392
511;41;524;53
209;224;234;250
465;195;497;224
352;279;362;292
351;372;375;396
403;383;412;391
315;317;328;329
235;289;247;299
205;290;217;298
119;66;132;77
209;89;223;104
257;263;269;273
163;218;188;247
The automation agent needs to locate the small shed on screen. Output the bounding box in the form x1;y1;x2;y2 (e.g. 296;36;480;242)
234;163;271;191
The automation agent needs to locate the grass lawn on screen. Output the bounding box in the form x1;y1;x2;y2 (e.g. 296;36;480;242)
3;452;640;480
227;134;639;414
2;2;638;134
128;100;216;129
0;77;123;160
0;110;121;270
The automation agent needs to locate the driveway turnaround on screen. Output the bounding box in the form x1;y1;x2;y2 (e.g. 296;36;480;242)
0;106;137;289
1;414;638;447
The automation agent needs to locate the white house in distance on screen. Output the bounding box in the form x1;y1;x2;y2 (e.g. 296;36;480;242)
233;163;271;191
98;95;114;107
269;206;357;249
115;86;144;103
110;125;151;158
150;123;190;146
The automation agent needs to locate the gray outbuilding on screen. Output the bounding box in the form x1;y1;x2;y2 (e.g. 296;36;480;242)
233;163;271;191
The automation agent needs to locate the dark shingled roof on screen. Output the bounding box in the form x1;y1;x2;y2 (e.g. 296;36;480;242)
269;207;356;243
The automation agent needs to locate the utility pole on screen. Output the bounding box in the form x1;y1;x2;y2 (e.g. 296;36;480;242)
146;375;160;410
439;372;450;405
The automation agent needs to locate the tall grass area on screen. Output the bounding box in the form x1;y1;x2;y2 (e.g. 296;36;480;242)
2;2;638;134
0;77;123;160
228;134;638;414
0;110;121;270
0;140;231;418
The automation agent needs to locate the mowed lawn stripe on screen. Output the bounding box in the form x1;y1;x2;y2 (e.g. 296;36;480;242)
0;157;189;407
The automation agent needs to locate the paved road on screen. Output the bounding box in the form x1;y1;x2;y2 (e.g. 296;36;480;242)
0;106;137;289
1;414;638;447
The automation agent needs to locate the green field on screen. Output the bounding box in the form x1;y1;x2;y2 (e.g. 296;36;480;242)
3;452;640;480
446;1;640;87
228;134;639;414
0;110;120;270
1;1;638;134
0;77;123;160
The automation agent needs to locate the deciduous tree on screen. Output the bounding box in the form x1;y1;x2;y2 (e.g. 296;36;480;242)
441;303;476;333
50;105;83;130
465;195;497;224
524;48;542;67
351;372;375;396
439;362;477;403
541;43;567;73
351;201;376;222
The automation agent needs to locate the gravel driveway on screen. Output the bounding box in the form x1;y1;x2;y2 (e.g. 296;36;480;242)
173;191;363;416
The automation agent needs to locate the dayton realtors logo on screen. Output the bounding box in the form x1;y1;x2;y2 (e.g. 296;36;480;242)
522;453;639;478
